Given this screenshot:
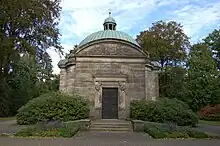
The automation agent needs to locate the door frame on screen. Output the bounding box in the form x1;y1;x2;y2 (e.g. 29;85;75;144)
101;87;119;119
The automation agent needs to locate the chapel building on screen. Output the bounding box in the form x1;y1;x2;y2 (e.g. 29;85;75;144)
58;12;159;120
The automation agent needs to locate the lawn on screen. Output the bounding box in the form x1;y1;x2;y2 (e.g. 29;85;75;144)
0;117;16;121
199;120;220;126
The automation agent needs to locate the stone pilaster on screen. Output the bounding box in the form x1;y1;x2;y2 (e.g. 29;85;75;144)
145;67;159;101
59;68;67;91
119;82;126;110
94;81;102;108
66;65;76;94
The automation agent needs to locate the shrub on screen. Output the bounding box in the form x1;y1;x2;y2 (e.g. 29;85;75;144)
15;122;79;138
199;104;220;121
166;131;188;138
15;127;37;137
130;98;198;126
16;91;89;125
143;122;209;139
186;129;209;139
201;114;220;121
144;124;168;139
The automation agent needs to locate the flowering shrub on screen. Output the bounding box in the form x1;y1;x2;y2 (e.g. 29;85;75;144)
199;104;220;121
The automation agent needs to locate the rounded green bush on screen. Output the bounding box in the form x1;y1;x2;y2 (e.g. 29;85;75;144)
16;92;89;125
130;98;198;126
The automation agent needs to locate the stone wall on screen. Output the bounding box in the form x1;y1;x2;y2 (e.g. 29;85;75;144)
145;67;159;101
76;41;146;58
59;41;159;119
59;68;67;91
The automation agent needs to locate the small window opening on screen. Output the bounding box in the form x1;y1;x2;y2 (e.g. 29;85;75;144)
109;24;112;30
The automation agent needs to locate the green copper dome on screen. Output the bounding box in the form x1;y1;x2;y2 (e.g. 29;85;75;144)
78;12;140;48
78;30;140;47
104;16;116;24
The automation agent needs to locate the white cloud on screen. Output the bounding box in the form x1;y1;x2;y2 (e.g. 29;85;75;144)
59;0;176;38
51;0;177;74
171;2;220;41
50;0;220;74
47;44;73;74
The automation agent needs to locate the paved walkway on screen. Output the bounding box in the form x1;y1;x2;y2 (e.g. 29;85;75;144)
0;132;220;146
0;120;22;134
194;124;220;136
1;120;220;146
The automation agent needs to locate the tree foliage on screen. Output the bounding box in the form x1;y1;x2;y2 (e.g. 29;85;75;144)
187;43;218;111
136;20;190;69
0;54;60;117
137;20;220;112
159;66;188;102
7;55;37;114
204;28;220;69
0;0;62;117
0;0;63;79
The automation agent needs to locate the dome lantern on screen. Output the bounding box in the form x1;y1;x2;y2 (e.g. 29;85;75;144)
103;12;116;30
78;11;141;48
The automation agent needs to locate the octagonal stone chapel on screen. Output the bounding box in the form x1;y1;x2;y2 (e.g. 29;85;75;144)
58;12;159;120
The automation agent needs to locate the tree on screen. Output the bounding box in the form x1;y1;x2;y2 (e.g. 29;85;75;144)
204;28;220;69
34;53;59;98
0;0;63;116
159;66;188;102
187;43;218;111
0;0;63;80
37;52;54;82
136;20;190;70
6;55;37;115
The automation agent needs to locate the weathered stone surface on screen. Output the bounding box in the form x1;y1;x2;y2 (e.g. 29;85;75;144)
145;68;159;101
131;120;145;132
76;42;145;57
58;41;159;120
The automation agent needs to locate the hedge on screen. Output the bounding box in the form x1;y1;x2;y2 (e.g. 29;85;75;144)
16;91;89;125
143;122;209;139
130;98;198;126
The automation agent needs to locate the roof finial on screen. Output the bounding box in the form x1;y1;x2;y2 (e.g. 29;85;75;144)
108;9;112;16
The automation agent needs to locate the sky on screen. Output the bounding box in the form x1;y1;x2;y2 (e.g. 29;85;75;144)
48;0;220;74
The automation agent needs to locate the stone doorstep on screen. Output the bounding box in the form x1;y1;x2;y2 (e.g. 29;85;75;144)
90;124;131;128
91;122;131;125
91;119;131;123
90;119;133;132
90;127;132;132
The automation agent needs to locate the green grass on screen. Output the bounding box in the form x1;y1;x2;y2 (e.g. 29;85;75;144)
0;117;16;121
199;120;220;126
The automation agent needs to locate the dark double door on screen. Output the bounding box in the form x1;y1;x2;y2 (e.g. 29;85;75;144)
102;88;118;119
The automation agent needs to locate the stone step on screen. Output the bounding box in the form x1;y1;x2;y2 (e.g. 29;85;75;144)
91;120;130;124
91;122;131;126
90;120;133;132
90;124;131;128
90;127;132;132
